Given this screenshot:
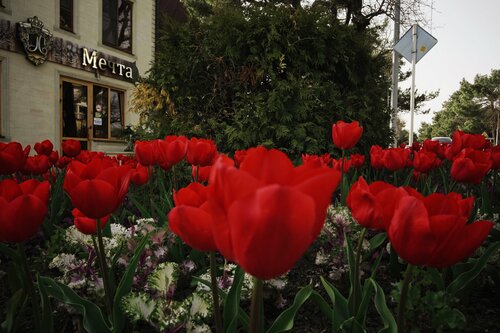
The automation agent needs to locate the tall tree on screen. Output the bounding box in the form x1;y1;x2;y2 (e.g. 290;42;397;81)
137;0;394;159
418;69;500;139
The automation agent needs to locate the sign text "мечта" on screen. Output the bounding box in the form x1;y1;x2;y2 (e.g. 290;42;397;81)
81;47;133;79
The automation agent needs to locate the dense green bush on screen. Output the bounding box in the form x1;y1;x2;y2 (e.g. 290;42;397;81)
137;1;392;159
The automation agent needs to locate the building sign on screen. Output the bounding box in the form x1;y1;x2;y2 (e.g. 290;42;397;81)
0;18;138;82
17;16;53;66
81;48;133;79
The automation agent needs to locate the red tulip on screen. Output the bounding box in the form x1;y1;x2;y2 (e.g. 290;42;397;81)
186;138;217;167
72;208;110;235
34;139;54;156
22;155;52;175
131;164;150;186
346;177;403;230
450;148;492;184
209;147;341;279
333;158;352;173
412;150;441;174
370;145;384;169
62;139;81;158
332;120;363;150
489;146;500;169
0;142;28;175
168;182;218;252
134;140;161;166
158;135;188;169
388;191;493;268
382;148;410;171
63;158;131;219
350;153;365;168
0;179;50;243
234;149;248;167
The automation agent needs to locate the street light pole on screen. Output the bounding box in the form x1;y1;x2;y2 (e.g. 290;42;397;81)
391;0;401;147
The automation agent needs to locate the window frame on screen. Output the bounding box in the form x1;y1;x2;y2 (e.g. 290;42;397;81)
59;0;74;33
60;77;126;150
102;0;133;53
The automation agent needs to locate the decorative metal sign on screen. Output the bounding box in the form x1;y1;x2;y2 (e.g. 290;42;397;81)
17;16;54;66
1;18;138;81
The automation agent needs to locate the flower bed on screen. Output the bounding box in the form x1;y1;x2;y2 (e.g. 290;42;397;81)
0;123;499;333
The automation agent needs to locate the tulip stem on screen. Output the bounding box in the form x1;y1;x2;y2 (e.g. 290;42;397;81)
209;251;223;333
397;264;415;333
340;149;346;205
18;243;42;333
249;277;263;333
94;219;113;317
352;227;367;314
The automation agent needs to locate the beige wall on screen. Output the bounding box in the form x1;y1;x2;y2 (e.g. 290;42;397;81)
0;0;154;152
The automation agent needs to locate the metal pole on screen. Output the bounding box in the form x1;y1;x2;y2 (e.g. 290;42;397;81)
391;0;401;147
409;24;417;146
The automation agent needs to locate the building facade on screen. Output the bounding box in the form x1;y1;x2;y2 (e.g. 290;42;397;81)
0;0;156;153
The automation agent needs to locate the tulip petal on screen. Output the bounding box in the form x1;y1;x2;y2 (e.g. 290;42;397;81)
0;195;47;243
168;205;217;252
69;179;118;219
228;185;316;280
389;196;436;266
240;147;294;185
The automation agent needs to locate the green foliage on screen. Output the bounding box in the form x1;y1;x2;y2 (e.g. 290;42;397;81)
419;69;500;139
136;1;392;158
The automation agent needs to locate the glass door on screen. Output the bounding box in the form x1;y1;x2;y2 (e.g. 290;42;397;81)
61;79;91;151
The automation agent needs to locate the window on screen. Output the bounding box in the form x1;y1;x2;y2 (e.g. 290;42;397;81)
102;0;133;52
61;78;125;149
60;0;74;32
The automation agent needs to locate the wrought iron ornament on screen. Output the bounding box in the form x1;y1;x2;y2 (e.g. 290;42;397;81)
17;16;53;66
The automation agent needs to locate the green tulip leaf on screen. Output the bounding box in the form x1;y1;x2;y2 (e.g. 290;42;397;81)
266;285;313;333
369;233;387;252
39;276;112;333
355;281;374;326
112;232;149;333
368;278;397;333
309;291;333;322
340;317;366;333
224;266;245;333
320;276;349;331
1;288;27;333
38;275;54;333
480;181;492;216
446;241;500;296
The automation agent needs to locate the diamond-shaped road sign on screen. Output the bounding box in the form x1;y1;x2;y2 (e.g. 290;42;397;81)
394;24;437;63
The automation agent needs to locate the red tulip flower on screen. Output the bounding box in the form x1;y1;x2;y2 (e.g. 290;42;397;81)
370;145;384;169
333;158;352;173
72;208;110;235
388;191;493;268
186;138;218;167
350;153;365;168
489;146;500;169
0;179;50;243
22;155;52;175
346;177;403;231
134;140;162;166
234;149;249;167
34;139;54;156
0;142;29;175
412;150;441;174
63;158;131;219
382;147;410;171
450;148;492;184
168;182;218;252
209;147;341;279
332;120;363;150
130;164;150;186
158;135;188;169
62;139;81;158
